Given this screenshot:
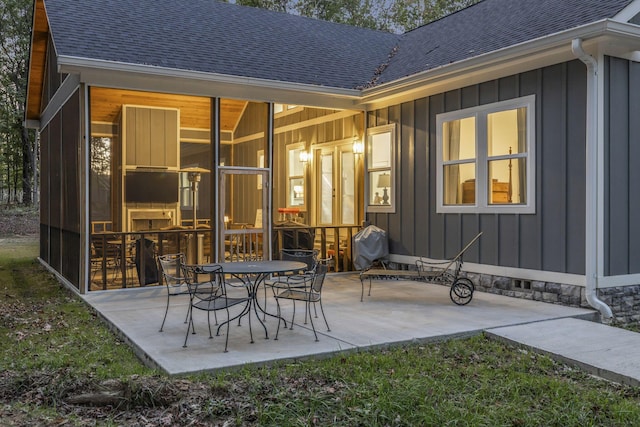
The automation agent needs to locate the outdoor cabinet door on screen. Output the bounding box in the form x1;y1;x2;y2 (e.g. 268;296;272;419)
122;105;179;169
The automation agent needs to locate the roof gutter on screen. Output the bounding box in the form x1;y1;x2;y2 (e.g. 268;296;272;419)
571;37;613;321
56;56;362;107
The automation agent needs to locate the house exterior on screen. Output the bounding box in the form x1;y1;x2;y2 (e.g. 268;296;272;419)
26;0;640;323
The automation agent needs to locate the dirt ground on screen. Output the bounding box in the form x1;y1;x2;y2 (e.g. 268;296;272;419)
0;206;39;238
0;206;241;426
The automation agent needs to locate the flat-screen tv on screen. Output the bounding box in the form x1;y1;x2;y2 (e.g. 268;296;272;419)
125;171;179;204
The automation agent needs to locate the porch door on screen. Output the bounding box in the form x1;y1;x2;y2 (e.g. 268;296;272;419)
315;143;356;226
218;166;269;262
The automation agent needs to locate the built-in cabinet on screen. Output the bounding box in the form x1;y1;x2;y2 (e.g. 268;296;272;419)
112;105;181;231
122;105;179;169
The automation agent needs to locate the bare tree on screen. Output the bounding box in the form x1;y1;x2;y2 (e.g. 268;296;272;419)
0;0;36;205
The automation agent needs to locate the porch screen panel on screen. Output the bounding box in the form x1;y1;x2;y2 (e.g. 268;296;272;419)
40;124;50;262
181;142;212;224
61;91;81;288
220;100;266;231
222;100;267;168
62;90;81;233
49;111;62;272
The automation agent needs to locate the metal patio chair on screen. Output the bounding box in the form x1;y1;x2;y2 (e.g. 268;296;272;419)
157;253;191;332
264;248;319;322
158;253;218;332
274;263;330;341
183;264;252;352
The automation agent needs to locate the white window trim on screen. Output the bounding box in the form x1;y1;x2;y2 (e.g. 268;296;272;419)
436;95;536;214
274;104;304;118
286;143;306;210
366;124;396;213
257;150;264;189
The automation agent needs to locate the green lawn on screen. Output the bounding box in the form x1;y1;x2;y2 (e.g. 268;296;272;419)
1;240;639;426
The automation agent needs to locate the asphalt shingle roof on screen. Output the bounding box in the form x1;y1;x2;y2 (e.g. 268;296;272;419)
45;0;400;90
381;0;634;85
44;0;634;90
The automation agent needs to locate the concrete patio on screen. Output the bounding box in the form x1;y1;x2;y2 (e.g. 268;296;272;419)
83;273;597;376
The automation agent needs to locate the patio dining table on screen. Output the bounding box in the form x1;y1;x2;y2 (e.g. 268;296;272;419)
198;260;307;341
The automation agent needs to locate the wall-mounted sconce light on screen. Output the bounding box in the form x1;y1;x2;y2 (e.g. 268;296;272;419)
299;151;310;163
353;139;364;155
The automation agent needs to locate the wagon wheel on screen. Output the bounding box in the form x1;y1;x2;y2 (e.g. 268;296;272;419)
450;278;474;305
457;276;474;291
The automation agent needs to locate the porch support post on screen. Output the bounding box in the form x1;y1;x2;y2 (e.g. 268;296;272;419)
81;83;90;294
267;102;274;259
212;97;221;261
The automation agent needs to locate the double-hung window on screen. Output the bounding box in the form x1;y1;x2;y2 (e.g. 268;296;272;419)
366;124;396;213
436;95;535;214
286;144;306;208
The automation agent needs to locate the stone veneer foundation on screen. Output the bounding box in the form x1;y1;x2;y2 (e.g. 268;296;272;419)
383;261;639;326
462;272;640;326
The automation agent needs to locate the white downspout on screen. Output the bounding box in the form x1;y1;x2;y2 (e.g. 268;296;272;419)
571;38;613;320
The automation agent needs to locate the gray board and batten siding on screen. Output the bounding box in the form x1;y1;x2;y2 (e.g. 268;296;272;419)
604;56;640;277
367;59;589;276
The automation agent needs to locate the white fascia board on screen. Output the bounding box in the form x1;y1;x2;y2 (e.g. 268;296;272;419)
24;119;40;129
619;51;640;61
359;20;640;110
599;273;640;288
39;74;80;129
57;56;362;110
388;254;586;287
55;22;640;112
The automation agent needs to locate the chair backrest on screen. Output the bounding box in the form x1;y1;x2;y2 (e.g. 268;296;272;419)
187;264;225;300
310;263;328;293
91;234;120;260
157;253;187;286
281;249;318;272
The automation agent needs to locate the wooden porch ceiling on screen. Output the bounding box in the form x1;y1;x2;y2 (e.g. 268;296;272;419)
26;0;48;121
25;1;246;130
90;87;246;132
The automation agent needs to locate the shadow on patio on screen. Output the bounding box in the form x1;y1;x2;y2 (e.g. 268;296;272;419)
83;274;595;375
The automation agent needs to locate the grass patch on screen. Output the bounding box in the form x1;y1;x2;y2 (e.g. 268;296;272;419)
1;239;640;425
